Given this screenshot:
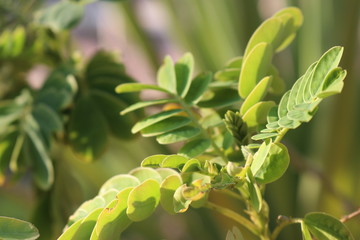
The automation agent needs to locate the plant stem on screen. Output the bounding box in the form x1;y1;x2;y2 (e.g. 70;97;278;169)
178;98;229;162
205;201;259;236
274;128;289;143
222;189;245;202
237;154;253;180
270;216;302;240
341;208;360;223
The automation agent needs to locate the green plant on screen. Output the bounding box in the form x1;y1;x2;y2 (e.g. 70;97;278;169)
1;1;359;239
53;7;356;240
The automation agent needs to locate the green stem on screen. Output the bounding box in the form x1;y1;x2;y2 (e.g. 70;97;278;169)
222;189;245;202
274;128;289;143
270;217;302;240
178;98;229;162
237;154;253;180
205;201;259;236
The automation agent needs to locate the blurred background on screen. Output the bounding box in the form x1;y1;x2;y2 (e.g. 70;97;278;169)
0;0;359;239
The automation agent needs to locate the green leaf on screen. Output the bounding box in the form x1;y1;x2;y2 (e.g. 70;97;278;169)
301;62;318;102
267;106;279;124
182;159;202;172
156;126;201;144
240;76;272;115
287;109;313;122
160;175;183;214
239;43;273;98
287;77;303;111
35;1;84;31
115;83;169;94
156;168;179;180
273;7;303;51
226;57;243;68
126;179;161;222
179;139;211;158
68;196;105;227
141;155;168;168
304;212;354;240
121;98;176;115
72;208;102;239
301;222;313;240
129;167;162;183
91;90;134;139
58;218;83;240
278;90;290;118
242;101;276;129
0;91;29;128
251;132;279;141
68;96;108;162
310;46;344;96
268;66;285;95
173;184;191;213
157;56;176;93
92;188;133;240
215;69;240;82
0;128;24;174
252;142;290;184
86;51;125;80
266;122;280;130
32;103;62;134
184;72;212;104
140;116;191;137
99;174;140;195
132;109;184;134
161;155;189;169
197;88;240;108
247;175;262;212
0;216;39;240
317;68;347;98
251;141;272;175
278;116;301;129
23;116;54;190
175;53;194;97
37;73;77;111
243;17;282;58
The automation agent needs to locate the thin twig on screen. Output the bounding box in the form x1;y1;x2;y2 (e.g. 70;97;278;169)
341;208;360;223
270;215;302;240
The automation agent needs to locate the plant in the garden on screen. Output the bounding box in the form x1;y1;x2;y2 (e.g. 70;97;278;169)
55;7;353;240
0;1;358;239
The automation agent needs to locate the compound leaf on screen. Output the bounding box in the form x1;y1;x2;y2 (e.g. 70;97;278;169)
310;46;343;97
